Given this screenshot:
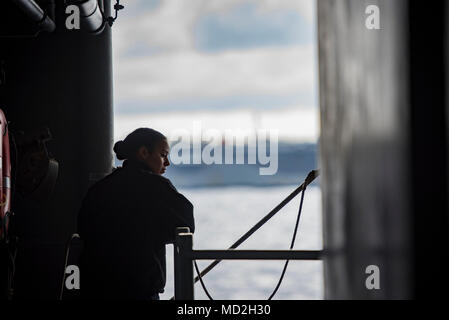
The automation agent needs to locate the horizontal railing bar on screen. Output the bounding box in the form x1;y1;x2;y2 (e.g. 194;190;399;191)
186;250;323;260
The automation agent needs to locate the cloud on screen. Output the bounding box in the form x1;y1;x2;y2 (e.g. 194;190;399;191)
113;0;316;56
114;92;315;114
203;0;316;24
112;0;318;120
114;106;319;143
194;2;314;52
113;0;198;56
114;45;316;106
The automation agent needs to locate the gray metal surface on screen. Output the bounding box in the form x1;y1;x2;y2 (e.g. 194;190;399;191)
318;0;412;299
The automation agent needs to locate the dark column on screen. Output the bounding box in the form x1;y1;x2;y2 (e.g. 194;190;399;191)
0;0;113;299
318;0;449;299
408;0;449;299
318;0;411;299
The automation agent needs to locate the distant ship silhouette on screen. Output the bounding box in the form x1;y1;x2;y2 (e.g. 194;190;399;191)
115;142;318;188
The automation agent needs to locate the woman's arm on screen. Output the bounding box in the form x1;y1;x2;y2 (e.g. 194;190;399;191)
158;178;195;244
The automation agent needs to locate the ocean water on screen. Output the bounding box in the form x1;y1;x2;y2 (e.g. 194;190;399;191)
160;185;323;300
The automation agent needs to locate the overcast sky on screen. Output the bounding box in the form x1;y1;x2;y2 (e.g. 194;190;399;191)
112;0;318;143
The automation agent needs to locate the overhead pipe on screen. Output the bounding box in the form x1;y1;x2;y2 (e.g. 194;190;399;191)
12;0;56;33
69;0;124;35
73;0;106;34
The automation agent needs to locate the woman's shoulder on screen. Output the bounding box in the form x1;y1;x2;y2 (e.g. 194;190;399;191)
140;171;179;192
85;166;180;197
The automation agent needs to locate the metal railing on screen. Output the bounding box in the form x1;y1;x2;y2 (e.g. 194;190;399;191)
173;227;323;300
173;170;320;300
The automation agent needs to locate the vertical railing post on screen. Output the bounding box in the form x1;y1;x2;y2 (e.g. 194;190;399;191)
174;227;194;300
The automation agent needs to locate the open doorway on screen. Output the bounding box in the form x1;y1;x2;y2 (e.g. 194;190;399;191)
112;0;322;300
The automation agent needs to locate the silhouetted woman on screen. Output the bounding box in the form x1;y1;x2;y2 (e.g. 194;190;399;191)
77;128;194;300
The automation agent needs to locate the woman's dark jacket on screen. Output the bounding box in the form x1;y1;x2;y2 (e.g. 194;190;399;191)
77;160;194;299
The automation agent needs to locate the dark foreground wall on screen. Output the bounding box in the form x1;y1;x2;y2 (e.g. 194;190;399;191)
0;0;113;298
318;0;449;299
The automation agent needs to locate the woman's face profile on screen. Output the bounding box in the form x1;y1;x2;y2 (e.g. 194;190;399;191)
139;138;170;175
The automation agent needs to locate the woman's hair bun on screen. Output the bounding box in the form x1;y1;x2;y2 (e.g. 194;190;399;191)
113;128;166;161
113;140;128;160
